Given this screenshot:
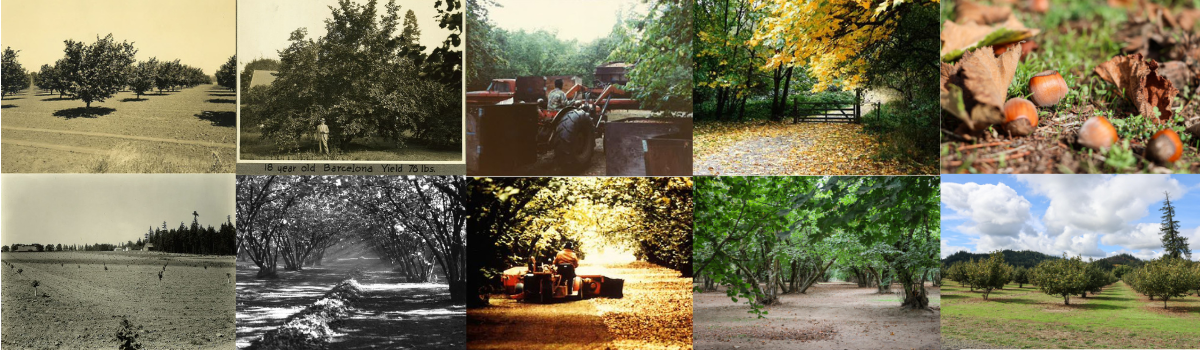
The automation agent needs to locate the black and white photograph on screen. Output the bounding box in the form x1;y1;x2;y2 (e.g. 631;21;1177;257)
0;174;237;349
0;0;237;173
237;0;464;162
235;175;466;349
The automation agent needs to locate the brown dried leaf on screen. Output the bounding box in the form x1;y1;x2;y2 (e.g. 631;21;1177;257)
1160;61;1197;91
1093;53;1181;122
941;17;1040;60
956;0;1012;25
941;46;1023;133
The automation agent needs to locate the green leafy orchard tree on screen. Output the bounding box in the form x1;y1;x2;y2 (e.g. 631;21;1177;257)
1032;254;1089;305
1112;265;1134;279
1013;266;1030;288
967;251;1010;300
2;47;31;96
610;0;692;114
58;34;137;108
1128;257;1195;308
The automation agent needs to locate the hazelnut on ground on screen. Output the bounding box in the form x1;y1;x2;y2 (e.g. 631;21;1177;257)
1078;116;1118;151
1029;70;1068;107
1145;128;1183;165
1002;98;1038;137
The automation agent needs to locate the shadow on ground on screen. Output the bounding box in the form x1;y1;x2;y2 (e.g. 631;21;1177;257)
2;104;15;109
121;98;148;102
197;111;235;127
206;98;235;104
53;107;116;119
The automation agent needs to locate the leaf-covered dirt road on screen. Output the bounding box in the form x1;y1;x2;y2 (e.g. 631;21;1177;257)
693;282;940;350
694;121;914;175
467;260;693;350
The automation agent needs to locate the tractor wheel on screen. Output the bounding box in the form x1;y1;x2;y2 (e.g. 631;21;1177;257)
552;109;595;172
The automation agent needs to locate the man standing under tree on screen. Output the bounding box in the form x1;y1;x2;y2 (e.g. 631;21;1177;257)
547;79;567;110
1159;192;1190;260
554;242;579;295
317;119;330;154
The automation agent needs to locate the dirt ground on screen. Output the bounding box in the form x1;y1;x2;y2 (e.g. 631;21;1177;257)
1;251;235;349
236;256;464;349
467;260;693;350
1;86;236;173
693;282;941;350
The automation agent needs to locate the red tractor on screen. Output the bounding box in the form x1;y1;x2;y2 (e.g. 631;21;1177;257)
475;76;624;173
500;261;624;303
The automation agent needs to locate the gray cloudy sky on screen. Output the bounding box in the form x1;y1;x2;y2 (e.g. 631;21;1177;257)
1;175;234;247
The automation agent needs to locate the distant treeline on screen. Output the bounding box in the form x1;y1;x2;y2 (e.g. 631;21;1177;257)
2;214;236;256
943;249;1145;271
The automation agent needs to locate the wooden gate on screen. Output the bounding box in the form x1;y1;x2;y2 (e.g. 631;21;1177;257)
790;97;879;124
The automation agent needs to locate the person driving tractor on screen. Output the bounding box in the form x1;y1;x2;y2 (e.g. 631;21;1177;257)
547;78;568;110
553;242;579;295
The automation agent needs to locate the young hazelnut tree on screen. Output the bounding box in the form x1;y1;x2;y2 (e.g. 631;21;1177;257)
1136;257;1195;308
1032;254;1089;305
967;251;1009;300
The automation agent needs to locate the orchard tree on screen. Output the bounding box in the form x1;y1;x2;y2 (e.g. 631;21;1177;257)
2;47;31;96
1158;192;1190;260
1113;265;1134;279
610;0;693;114
215;55;237;90
1032;254;1089;305
57;34;137;108
1013;266;1030;288
967;251;1009;300
1133;257;1195;308
127;58;158;99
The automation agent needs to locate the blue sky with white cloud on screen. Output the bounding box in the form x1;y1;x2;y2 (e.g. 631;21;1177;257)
941;175;1200;261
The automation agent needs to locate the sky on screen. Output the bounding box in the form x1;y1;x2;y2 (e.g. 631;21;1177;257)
238;0;454;68
1;175;235;247
941;175;1200;261
484;0;648;43
0;0;235;75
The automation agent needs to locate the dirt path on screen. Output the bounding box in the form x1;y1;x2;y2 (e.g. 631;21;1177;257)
468;260;692;350
693;282;940;350
3;126;236;148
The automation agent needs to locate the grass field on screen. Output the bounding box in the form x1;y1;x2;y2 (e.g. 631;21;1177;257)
1;251;235;349
942;281;1200;349
238;124;462;162
1;86;236;173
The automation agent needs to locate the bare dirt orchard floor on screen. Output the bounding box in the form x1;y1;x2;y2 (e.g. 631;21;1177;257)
1;251;235;349
468;260;692;350
235;257;465;349
693;282;941;350
1;85;236;173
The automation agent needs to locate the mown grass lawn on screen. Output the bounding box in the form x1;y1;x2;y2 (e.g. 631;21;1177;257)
942;281;1200;348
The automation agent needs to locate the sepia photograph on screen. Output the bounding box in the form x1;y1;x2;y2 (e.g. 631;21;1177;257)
466;177;693;349
0;0;237;173
466;0;693;176
235;175;466;349
692;0;940;176
940;174;1200;349
0;174;237;349
940;0;1200;173
692;176;941;350
237;0;463;162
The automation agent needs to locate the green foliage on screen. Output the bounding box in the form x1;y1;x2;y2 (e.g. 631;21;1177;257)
250;0;461;152
1032;254;1090;305
610;0;692;114
1159;192;1190;260
966;252;1011;299
2;47;30;96
215;55;237;90
943;249;1061;269
1112;265;1134;279
1125;257;1196;307
1013;266;1030;287
861;97;940;170
695;176;940;316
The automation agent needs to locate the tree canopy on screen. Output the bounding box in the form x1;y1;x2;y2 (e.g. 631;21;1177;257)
694;176;939;316
2;47;30;96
